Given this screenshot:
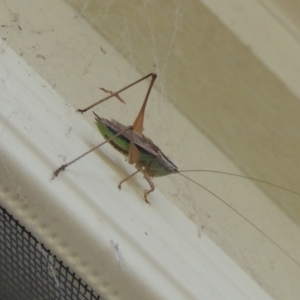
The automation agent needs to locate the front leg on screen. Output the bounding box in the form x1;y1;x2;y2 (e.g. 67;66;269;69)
142;170;155;204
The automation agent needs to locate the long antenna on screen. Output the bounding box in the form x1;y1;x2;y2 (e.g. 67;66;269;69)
179;169;300;196
177;171;300;267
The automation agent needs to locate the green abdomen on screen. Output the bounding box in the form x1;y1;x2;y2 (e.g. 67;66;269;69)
96;119;131;156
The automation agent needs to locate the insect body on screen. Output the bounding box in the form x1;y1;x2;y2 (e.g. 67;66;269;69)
94;112;178;201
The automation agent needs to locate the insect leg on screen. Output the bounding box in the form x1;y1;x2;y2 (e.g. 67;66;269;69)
52;125;133;179
117;163;154;204
142;171;155;204
117;169;154;204
77;73;157;114
128;127;141;164
118;169;140;190
99;87;126;104
132;73;157;133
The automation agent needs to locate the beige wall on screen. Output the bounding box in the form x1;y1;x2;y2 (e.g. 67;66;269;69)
1;1;300;298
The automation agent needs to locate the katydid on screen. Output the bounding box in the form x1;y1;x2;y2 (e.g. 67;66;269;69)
53;73;180;203
52;73;300;266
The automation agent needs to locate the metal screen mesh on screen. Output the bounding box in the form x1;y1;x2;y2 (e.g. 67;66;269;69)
0;205;102;300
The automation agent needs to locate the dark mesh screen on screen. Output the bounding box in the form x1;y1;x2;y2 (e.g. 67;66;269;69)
0;205;102;300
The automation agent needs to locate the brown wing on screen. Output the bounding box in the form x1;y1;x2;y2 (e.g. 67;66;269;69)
110;119;161;156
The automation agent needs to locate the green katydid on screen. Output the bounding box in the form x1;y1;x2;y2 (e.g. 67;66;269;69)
53;73;300;266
